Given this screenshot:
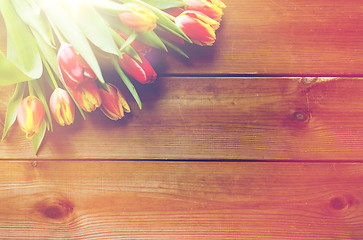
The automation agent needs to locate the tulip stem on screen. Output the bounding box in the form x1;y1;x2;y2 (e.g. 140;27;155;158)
28;81;35;97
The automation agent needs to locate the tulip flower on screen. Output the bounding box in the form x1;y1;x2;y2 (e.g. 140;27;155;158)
70;80;101;112
175;10;220;46
49;88;75;126
118;31;152;55
119;3;158;32
57;43;97;89
99;83;130;120
17;96;45;139
118;53;157;84
185;0;226;22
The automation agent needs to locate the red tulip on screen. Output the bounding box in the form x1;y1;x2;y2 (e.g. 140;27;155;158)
49;88;75;126
99;83;130;120
185;0;226;22
118;53;157;84
118;31;152;55
175;10;220;46
57;43;97;89
17;96;45;139
70;80;101;112
119;3;158;32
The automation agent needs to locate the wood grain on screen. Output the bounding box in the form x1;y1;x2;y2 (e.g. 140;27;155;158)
1;77;363;160
2;1;363;75
157;0;363;75
0;161;361;239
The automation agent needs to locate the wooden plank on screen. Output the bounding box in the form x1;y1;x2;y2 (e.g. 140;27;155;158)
2;1;363;75
0;161;361;239
2;77;363;160
153;0;363;75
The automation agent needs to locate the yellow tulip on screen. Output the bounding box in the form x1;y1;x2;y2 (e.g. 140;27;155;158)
49;88;75;126
119;3;158;32
17;96;45;139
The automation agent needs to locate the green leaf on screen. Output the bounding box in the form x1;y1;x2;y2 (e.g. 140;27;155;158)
138;31;168;52
1;82;26;141
116;24;167;52
11;0;54;47
162;38;189;59
89;0;126;13
32;120;46;155
68;2;120;55
32;30;59;79
109;27;141;62
112;57;142;110
0;0;43;79
36;0;107;88
0;51;33;86
119;31;137;52
141;0;185;9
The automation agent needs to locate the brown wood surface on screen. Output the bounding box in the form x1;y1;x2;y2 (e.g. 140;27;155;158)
1;77;362;160
0;161;361;239
160;0;363;75
1;1;363;239
2;0;363;75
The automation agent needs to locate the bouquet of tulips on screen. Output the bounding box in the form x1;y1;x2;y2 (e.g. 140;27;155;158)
0;0;226;154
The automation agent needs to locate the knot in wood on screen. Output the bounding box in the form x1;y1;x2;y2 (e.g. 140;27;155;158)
330;196;348;211
35;193;74;220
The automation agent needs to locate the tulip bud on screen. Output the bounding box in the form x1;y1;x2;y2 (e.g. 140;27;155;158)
99;83;130;120
185;0;226;22
175;10;220;46
17;96;45;139
49;88;75;126
70;80;101;112
118;53;157;84
119;3;158;32
57;43;97;89
118;31;152;55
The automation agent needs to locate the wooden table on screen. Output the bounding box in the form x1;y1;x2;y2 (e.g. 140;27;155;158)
1;0;363;238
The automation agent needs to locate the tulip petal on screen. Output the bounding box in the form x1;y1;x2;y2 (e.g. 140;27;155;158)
71;81;101;112
99;84;130;120
17;96;45;139
50;88;75;126
175;11;217;46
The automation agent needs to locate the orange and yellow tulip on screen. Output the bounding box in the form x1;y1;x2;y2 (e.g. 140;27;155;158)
185;0;226;22
70;81;101;112
175;10;220;46
119;3;158;32
17;96;45;139
99;84;130;120
49;88;75;126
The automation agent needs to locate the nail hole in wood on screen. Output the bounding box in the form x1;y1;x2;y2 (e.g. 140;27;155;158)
293;111;309;122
